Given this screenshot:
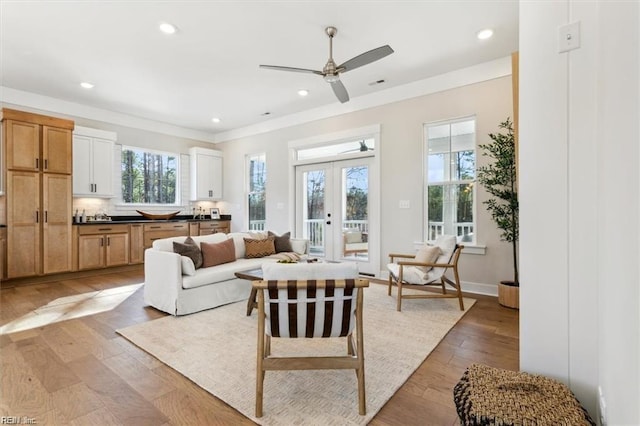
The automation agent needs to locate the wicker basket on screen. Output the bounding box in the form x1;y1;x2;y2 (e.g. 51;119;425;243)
453;364;595;425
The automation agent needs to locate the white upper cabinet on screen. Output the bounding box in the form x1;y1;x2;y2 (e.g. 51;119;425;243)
73;126;116;197
189;147;222;200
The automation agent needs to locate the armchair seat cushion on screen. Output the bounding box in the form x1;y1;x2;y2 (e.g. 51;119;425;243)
387;263;430;285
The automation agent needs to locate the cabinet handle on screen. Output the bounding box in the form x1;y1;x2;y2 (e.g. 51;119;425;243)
98;228;112;231
174;225;183;228
100;237;104;247
209;190;213;197
35;158;39;169
107;237;110;246
44;159;48;170
149;226;161;229
35;211;39;223
45;211;48;223
94;183;97;192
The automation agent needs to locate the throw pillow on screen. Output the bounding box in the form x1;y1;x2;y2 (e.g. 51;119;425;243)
173;237;203;269
267;231;293;253
244;236;276;258
201;238;236;268
414;245;442;279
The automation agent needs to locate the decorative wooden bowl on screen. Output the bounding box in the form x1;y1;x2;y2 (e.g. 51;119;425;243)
136;210;181;220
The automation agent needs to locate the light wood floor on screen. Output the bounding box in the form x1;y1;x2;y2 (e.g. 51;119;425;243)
0;268;519;425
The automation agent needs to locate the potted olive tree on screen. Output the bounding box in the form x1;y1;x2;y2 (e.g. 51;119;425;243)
477;118;519;308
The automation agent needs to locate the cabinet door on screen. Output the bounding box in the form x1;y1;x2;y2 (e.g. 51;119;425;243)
78;235;105;270
194;153;223;200
91;137;113;196
43;126;72;174
129;224;144;264
72;135;93;195
7;171;41;278
42;174;72;274
5;120;40;171
105;233;129;267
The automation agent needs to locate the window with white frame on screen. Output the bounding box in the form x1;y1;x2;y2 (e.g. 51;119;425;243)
247;153;266;231
121;146;178;204
424;118;476;243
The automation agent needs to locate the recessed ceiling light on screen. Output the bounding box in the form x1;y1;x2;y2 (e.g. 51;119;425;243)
368;79;386;86
211;117;221;123
297;89;309;96
261;112;271;116
80;82;94;89
159;22;177;34
477;29;494;40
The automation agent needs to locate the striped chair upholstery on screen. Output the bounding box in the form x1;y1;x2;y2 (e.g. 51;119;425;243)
253;277;369;418
264;279;358;338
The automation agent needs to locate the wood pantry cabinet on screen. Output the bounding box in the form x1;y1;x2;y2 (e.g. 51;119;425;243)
2;109;73;278
189;147;223;200
72;126;116;197
77;224;129;270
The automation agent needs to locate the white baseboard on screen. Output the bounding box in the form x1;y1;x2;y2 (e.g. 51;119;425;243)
378;270;498;297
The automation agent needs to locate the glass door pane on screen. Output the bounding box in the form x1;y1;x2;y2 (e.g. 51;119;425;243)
299;167;330;258
341;165;369;260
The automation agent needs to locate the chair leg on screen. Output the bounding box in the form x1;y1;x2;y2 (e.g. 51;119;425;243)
387;273;393;296
396;280;403;312
256;291;265;417
453;268;465;311
355;293;366;415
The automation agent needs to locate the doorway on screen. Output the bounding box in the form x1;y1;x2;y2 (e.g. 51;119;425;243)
295;157;378;275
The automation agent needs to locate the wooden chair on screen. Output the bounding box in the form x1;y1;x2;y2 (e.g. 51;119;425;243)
253;277;370;417
387;235;464;312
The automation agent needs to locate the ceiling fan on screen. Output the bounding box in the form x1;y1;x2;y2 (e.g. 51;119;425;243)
259;26;394;104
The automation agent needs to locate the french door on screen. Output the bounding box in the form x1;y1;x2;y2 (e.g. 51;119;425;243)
295;157;378;275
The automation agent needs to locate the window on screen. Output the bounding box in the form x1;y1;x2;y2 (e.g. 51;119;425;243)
296;138;375;161
247;153;266;230
121;146;178;204
425;118;476;243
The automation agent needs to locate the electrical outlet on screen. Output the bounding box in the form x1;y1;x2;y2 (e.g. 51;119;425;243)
598;386;607;426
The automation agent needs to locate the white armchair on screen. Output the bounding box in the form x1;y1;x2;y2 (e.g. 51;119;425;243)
387;234;464;312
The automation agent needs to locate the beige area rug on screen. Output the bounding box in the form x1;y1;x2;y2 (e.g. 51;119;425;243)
117;284;475;425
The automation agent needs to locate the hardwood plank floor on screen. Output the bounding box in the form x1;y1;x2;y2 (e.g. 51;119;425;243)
0;268;519;425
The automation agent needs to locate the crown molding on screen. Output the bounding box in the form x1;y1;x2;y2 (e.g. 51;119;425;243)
0;86;218;143
212;56;512;143
0;55;511;145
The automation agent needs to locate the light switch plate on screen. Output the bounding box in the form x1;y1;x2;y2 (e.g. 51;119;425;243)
399;200;410;209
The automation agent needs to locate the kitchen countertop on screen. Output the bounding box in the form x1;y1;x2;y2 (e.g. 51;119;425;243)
73;214;231;225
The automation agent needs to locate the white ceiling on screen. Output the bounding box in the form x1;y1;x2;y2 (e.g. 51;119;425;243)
1;1;518;141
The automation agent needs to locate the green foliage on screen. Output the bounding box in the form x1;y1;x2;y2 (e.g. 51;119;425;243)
477;118;519;285
121;148;177;204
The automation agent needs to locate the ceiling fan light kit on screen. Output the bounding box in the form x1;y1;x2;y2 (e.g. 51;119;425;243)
259;26;393;104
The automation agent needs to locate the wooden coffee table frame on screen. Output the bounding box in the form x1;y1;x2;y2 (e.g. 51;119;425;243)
235;268;263;316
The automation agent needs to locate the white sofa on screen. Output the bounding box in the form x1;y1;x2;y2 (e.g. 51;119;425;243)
143;232;309;315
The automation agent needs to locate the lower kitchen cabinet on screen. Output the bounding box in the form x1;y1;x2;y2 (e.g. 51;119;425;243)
77;224;130;270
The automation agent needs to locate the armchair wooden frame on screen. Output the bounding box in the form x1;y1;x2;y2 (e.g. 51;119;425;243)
387;245;464;312
253;278;370;418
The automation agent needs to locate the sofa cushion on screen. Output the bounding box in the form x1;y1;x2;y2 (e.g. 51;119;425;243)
182;258;269;289
244;236;276;258
290;238;308;255
181;256;197;276
228;232;251;259
201;238;236;268
268;231;293;253
173;237;203;269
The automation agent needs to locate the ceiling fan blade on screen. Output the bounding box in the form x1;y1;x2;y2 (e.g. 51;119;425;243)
338;45;394;73
259;65;323;75
331;80;349;103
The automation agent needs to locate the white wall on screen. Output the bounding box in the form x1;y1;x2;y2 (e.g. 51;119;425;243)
216;76;514;291
519;1;639;423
